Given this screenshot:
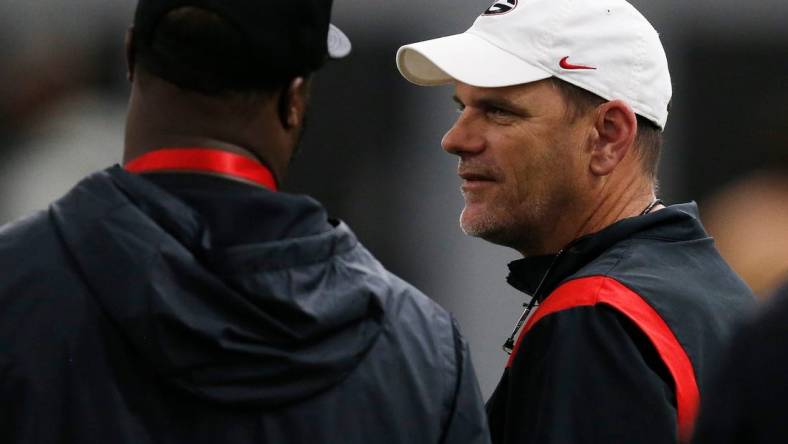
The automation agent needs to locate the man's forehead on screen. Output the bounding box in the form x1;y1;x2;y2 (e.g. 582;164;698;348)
453;79;557;105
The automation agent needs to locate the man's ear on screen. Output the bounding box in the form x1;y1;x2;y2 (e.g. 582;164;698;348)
589;100;638;176
278;77;310;130
125;26;136;83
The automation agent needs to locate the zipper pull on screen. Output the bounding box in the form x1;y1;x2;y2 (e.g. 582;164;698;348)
503;296;538;354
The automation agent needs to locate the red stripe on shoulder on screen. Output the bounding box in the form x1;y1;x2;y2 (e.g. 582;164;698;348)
505;276;699;442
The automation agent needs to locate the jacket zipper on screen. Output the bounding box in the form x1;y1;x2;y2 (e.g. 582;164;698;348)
502;249;564;354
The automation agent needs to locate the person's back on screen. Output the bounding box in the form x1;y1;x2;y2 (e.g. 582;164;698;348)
0;1;490;443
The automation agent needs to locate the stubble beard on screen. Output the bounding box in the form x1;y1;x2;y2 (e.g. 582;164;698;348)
459;196;548;254
457;131;583;255
459;207;500;238
458;166;581;255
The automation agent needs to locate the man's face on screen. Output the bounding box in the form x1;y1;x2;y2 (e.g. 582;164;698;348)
443;80;592;254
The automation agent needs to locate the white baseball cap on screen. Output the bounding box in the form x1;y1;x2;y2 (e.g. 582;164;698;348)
396;0;672;129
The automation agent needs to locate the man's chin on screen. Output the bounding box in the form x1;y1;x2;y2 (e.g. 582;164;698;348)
460;209;500;238
460;208;528;250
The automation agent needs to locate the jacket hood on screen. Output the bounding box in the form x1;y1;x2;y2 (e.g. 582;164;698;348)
50;167;386;407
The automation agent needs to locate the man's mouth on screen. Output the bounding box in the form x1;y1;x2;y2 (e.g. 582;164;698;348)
459;172;495;181
458;170;498;194
458;164;499;182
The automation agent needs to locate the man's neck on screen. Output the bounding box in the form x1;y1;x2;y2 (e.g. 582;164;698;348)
123;79;289;184
522;174;658;257
574;183;658;243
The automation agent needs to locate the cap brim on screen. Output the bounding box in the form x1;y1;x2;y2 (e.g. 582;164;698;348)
328;24;352;59
397;32;550;88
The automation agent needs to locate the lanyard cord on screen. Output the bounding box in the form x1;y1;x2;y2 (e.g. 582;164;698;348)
640;199;663;216
125;148;278;191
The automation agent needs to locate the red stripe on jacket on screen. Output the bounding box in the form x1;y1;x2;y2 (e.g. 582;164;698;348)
506;276;699;442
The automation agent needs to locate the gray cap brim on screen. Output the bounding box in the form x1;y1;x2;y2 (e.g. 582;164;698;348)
328;24;352;59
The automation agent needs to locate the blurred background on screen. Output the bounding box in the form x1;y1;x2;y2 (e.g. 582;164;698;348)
1;0;786;398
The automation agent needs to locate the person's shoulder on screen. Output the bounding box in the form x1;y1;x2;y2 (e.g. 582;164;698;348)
376;268;458;355
0;205;90;304
320;227;456;346
335;232;453;330
579;230;754;308
571;234;754;336
693;283;788;444
746;283;788;339
384;271;452;324
765;283;788;309
0;208;87;340
715;284;788;392
0;209;59;260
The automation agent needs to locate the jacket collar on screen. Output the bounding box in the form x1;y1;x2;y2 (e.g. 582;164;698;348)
507;202;707;300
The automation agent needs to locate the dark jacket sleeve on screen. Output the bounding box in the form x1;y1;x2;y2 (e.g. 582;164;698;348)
494;305;677;444
440;318;492;444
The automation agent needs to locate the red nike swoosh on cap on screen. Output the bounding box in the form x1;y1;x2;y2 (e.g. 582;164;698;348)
559;56;596;70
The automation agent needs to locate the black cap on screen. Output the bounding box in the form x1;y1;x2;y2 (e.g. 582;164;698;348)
133;0;351;82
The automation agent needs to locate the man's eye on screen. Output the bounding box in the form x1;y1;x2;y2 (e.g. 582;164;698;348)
486;107;511;118
455;104;466;113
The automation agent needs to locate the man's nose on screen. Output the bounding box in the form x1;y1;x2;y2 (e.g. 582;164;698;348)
441;112;485;157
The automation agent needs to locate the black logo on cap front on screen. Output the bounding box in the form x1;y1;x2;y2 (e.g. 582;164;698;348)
483;0;518;15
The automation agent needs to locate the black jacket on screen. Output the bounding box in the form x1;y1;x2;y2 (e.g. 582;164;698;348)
692;283;788;444
0;167;490;444
486;203;754;444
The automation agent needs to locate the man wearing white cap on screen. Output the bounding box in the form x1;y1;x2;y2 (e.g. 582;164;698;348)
397;0;755;442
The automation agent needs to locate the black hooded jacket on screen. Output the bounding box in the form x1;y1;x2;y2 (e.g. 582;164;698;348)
0;167;490;444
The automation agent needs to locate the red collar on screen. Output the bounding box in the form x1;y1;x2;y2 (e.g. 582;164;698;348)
124;148;278;191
